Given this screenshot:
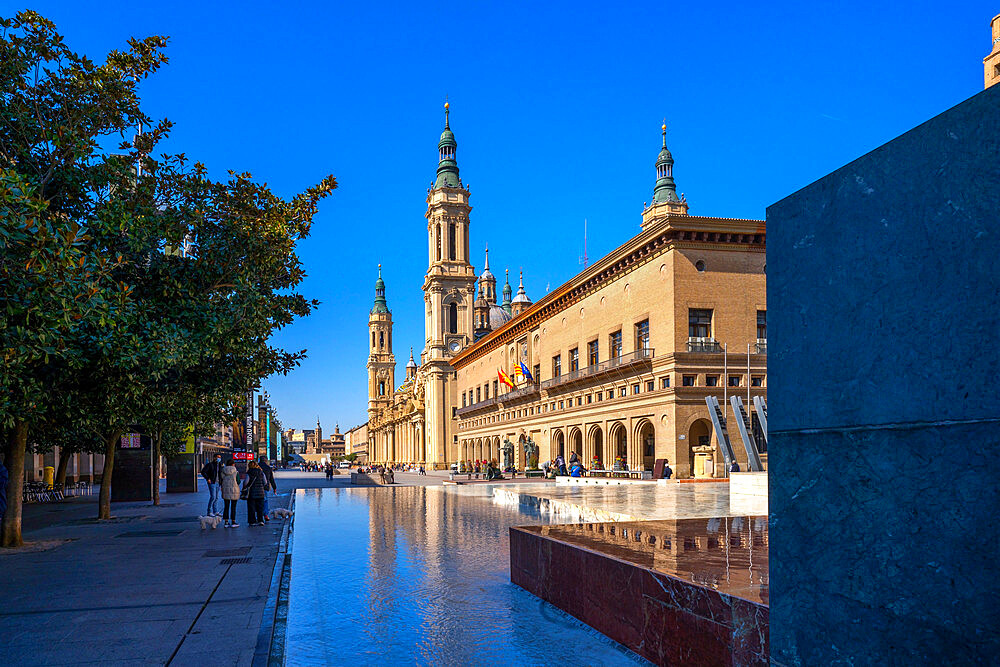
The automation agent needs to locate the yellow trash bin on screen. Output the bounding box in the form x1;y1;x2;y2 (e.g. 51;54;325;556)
43;465;55;487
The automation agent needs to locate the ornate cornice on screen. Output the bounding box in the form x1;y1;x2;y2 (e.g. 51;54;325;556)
451;213;764;368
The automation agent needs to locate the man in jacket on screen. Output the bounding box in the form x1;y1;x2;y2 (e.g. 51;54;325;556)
201;454;224;517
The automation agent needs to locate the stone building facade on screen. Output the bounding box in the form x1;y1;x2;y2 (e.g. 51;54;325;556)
345;422;368;462
451;126;766;479
366;111;766;477
986;14;1000;89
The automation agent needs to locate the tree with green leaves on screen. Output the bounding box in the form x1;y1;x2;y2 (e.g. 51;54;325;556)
1;10;335;541
0;11;168;546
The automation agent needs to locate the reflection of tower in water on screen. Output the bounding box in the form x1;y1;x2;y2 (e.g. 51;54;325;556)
360;487;531;658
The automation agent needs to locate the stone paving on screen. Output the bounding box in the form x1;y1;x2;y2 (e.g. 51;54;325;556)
0;470;355;667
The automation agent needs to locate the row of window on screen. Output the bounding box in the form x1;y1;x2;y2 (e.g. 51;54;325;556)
552;320;649;377
682;374;766;387
459;374;766;428
689;309;766;341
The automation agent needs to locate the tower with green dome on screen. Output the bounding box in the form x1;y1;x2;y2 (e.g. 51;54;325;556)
422;101;479;469
642;121;690;229
367;264;395;423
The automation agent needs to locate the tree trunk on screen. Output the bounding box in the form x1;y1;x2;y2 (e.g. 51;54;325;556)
152;431;161;506
55;447;72;490
2;422;29;548
98;432;119;520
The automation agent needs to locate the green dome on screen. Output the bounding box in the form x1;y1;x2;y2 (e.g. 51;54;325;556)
652;125;680;204
434;103;461;189
372;266;389;314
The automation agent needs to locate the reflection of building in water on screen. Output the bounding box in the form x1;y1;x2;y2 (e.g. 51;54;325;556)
536;516;769;605
364;106;766;477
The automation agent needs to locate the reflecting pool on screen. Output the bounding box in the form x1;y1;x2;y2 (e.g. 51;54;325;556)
285;486;651;666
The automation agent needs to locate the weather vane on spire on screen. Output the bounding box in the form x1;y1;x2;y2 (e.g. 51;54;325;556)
444;95;450;128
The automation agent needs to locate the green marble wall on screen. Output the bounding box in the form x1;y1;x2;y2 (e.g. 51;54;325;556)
767;83;1000;665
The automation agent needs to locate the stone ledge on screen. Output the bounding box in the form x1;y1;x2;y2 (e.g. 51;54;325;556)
510;517;769;666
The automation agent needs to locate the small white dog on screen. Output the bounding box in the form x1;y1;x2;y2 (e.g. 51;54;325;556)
269;508;293;520
199;515;223;530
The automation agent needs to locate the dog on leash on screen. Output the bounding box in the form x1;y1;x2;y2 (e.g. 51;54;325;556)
199;515;223;530
268;508;293;520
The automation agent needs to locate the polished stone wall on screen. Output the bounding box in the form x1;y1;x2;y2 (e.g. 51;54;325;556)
767;83;1000;664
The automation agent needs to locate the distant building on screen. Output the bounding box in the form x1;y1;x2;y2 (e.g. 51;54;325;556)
986;14;1000;88
285;429;310;455
346;423;369;463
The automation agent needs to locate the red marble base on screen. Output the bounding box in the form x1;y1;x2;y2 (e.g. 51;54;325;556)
510;518;768;666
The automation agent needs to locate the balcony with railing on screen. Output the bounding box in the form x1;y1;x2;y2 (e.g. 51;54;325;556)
540;348;654;391
500;384;540;403
456;395;499;418
755;340;767;354
686;338;722;353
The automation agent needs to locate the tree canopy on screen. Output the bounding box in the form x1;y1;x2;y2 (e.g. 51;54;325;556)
1;10;334;545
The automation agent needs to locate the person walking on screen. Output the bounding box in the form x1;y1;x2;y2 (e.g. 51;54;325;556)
220;458;240;527
259;457;277;523
730;460;741;473
200;453;224;517
243;460;267;526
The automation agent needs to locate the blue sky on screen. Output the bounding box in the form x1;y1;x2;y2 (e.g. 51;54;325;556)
24;0;994;431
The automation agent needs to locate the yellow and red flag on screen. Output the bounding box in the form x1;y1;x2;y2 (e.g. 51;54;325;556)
498;368;515;389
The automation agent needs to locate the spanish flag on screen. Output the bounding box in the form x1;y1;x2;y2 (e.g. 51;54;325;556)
498;368;514;389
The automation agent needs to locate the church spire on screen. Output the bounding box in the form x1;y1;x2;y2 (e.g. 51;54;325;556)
652;121;680;204
372;264;389;314
511;269;532;315
502;269;513;315
434;101;461;189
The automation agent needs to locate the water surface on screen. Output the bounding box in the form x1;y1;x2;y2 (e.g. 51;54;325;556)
285;486;650;666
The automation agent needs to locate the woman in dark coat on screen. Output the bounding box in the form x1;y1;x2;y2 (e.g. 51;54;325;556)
243;460;267;526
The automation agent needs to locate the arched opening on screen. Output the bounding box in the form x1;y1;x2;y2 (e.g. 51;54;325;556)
449;303;458;334
436;225;442;261
371;331;375;349
518;434;527;470
569;428;582;460
448;222;456;261
551;430;564;462
609;422;627;469
379;331;384;349
636;420;655;472
378;381;385;396
687;419;714;479
589;426;604;469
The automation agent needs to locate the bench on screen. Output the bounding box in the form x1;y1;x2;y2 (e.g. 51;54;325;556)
524;470;545;478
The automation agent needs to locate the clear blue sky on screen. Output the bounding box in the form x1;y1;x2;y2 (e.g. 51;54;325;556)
25;0;994;431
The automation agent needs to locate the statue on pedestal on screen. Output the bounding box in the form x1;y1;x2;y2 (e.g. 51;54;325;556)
523;437;539;470
501;438;514;471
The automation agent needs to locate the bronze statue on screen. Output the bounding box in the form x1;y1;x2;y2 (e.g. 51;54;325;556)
502;438;514;470
523;437;539;470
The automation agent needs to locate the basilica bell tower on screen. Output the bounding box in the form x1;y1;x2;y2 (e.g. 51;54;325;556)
367;265;395;423
421;102;477;467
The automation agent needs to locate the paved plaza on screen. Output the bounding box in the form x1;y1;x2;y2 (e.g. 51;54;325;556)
0;470;364;667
